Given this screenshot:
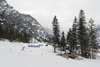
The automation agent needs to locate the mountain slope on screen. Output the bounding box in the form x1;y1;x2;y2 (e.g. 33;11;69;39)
0;0;51;41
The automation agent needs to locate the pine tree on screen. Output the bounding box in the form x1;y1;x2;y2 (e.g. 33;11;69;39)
77;10;88;57
72;17;78;52
52;16;60;53
67;28;73;50
0;21;2;38
88;18;98;59
9;24;16;42
61;31;66;51
0;16;3;38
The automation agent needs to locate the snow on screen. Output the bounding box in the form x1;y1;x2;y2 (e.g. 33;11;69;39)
0;40;100;67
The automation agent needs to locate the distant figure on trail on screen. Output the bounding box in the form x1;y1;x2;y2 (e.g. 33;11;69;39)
21;46;25;51
65;48;69;54
45;43;48;46
86;54;89;59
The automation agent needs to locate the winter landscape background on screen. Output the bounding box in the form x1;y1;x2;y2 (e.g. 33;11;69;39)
0;0;100;67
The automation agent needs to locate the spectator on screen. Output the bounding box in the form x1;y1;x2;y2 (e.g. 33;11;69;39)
86;54;89;59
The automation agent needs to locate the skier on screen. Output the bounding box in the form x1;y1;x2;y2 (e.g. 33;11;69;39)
21;46;25;51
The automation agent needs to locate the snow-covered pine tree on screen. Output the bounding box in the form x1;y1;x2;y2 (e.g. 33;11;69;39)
72;17;78;52
0;19;3;38
0;14;4;38
77;10;88;57
67;28;73;50
61;31;66;51
88;18;98;59
52;16;60;53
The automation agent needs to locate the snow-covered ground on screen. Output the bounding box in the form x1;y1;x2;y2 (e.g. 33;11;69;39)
0;40;100;67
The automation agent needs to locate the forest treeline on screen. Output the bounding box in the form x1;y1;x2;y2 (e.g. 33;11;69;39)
0;16;31;43
52;10;98;58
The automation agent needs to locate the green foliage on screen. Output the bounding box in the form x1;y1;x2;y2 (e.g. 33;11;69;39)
52;16;60;44
67;17;78;52
52;16;60;52
88;18;98;58
77;10;94;57
61;31;66;50
67;28;73;50
0;17;3;38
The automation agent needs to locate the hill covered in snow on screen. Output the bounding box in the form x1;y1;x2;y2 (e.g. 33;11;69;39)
0;41;100;67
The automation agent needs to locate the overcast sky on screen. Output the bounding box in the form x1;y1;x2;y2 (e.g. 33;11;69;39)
7;0;100;34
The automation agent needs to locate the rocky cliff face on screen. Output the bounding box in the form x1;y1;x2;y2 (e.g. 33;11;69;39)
0;0;51;41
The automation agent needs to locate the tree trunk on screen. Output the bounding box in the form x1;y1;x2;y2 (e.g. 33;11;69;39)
54;45;56;53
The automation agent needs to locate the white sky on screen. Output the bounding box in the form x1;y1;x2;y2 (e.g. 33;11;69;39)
7;0;100;34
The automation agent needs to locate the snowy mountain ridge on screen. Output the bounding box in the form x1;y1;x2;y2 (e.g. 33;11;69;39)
0;0;51;41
